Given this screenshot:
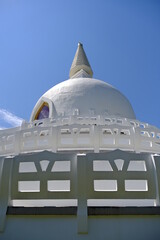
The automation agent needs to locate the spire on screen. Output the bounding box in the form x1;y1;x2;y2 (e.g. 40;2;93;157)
69;42;93;78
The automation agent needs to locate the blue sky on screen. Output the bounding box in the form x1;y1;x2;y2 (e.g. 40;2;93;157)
0;0;160;129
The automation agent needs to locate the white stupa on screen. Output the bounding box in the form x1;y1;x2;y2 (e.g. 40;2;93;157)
30;42;135;121
0;43;160;240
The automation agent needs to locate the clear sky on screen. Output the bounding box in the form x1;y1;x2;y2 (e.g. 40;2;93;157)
0;0;160;129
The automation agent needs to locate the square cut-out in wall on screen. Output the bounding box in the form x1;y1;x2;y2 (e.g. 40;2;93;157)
93;160;113;171
118;138;130;145
102;138;115;145
141;141;152;148
125;180;148;191
18;181;40;192
5;143;14;150
19;162;37;173
127;161;146;171
94;180;117;191
61;138;73;145
77;137;90;144
23;140;35;149
51;161;70;172
37;139;49;146
47;180;70;192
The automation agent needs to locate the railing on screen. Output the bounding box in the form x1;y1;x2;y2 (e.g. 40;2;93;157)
0;150;160;233
0;116;160;156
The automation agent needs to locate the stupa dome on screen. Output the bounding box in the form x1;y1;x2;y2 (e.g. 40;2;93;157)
30;43;135;121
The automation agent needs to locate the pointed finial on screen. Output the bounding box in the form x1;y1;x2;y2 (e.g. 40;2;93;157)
78;42;83;46
69;42;93;78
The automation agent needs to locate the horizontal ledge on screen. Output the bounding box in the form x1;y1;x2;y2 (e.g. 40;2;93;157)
7;206;160;215
7;207;77;215
88;206;160;215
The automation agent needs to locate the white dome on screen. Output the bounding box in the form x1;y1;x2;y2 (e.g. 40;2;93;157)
30;43;135;121
30;77;136;121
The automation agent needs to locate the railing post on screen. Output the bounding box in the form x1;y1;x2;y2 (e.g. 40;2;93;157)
51;126;57;152
0;156;13;232
134;126;140;153
15;131;20;155
77;154;88;234
153;155;160;206
94;125;99;153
